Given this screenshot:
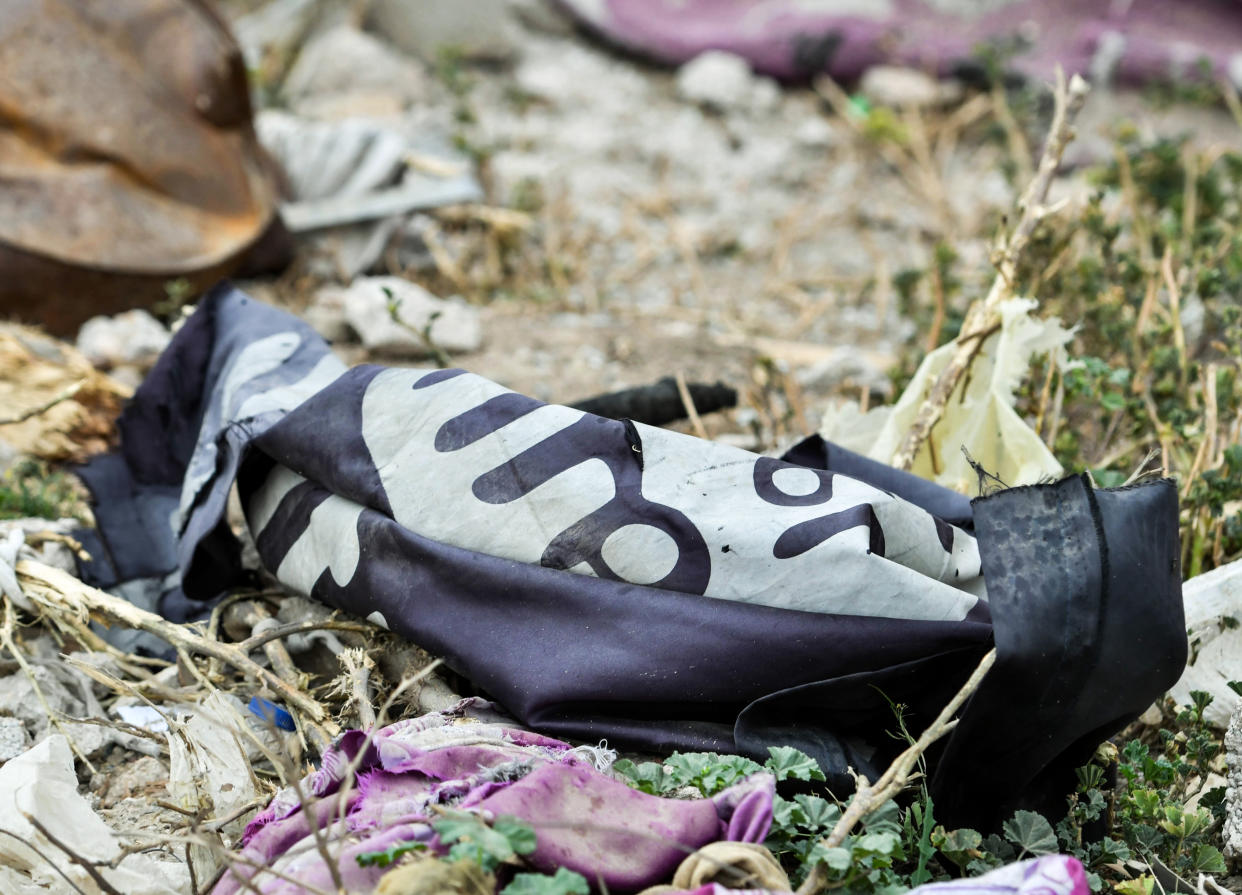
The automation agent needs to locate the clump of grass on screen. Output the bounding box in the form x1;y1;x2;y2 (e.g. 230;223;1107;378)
0;459;87;522
1009;135;1242;577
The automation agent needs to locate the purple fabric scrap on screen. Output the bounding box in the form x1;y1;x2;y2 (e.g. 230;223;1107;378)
556;0;1242;87
212;706;774;894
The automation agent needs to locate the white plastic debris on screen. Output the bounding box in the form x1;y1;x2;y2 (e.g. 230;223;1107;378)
1171;557;1242;728
0;528;26;609
0;735;187;894
337;276;483;357
114;704;170;734
820;298;1071;493
256;111;484;233
166;692;259;824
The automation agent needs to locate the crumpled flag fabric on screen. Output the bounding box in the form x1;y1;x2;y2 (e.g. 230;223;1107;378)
555;0;1242;86
78;284;1187;830
212;705;775;894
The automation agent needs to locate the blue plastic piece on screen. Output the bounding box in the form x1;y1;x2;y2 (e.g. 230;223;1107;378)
248;696;295;731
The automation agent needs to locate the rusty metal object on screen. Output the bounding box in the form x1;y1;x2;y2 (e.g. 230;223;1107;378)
0;0;284;334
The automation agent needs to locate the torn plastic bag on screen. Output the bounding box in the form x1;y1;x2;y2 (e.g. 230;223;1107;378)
0;0;287;334
77;284;1186;830
211;704;773;894
556;0;1242;86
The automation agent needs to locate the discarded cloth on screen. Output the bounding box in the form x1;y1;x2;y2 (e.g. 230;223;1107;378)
211;705;775;894
649;854;1088;895
0;0;286;334
79;284;1186;830
556;0;1242;86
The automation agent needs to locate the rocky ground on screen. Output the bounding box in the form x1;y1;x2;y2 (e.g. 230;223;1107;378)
204;0;1236;453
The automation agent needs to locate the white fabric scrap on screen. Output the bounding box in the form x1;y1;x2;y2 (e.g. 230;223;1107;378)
0;735;186;894
1172;557;1242;728
821;298;1072;494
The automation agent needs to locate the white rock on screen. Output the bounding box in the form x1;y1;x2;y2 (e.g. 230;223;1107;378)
1225;701;1242;857
795;116;839;149
859;65;945;109
76;310;170;369
338;276;483;357
304;286;353;343
0;718;28;763
676;51;756;111
1171;557;1242;727
282;26;430;112
367;0;518;62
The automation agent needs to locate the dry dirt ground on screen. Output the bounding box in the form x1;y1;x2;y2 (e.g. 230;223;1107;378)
223;1;1242;455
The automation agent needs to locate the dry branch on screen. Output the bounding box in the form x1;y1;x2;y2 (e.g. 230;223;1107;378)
796;648;997;895
14;559;340;740
891;71;1090;472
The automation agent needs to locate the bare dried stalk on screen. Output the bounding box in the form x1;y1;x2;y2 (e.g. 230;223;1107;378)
674;371;709;440
0;599;97;772
0;380;85;426
23;814;126;895
15;560;340;738
796;648;997;895
891;71;1090;472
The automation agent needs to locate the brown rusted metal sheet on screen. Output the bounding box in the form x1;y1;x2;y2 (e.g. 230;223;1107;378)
0;0;283;333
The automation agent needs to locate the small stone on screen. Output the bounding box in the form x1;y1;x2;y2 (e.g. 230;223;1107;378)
1137;702;1164;727
75;310;170;369
0;716;29;762
794;117;838;149
859;65;947;109
97;755;169;808
282;27;430;112
676;51;756;111
339;277;482;357
367;0;518;63
304;288;353;343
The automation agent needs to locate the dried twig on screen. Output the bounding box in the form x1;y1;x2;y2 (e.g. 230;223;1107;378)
15;560;340;739
0;380;86;426
23;814;126;895
0;599;97;772
674;372;709;440
891;71;1090;471
796;648;998;895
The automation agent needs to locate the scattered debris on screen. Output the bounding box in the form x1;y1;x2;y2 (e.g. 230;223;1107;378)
366;0;520;63
570;376;737;426
821;298;1072;492
0;323;128;464
334;276;483;356
76;309;172;371
256;110;483;234
0;735;190;894
1172;557;1242;727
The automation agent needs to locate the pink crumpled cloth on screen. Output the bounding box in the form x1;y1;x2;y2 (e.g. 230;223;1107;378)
212;703;774;894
